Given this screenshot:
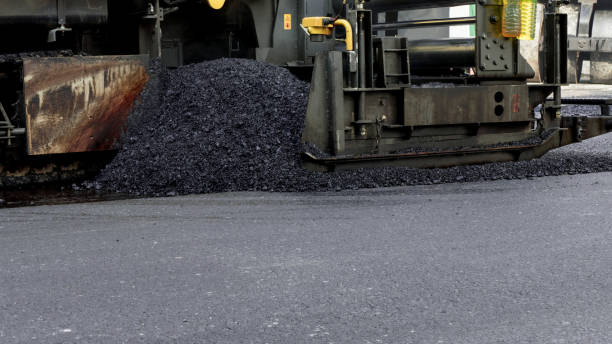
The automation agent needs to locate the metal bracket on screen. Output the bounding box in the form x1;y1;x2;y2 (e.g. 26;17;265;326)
48;0;72;43
577;0;596;37
576;117;585;141
48;25;72;43
0;102;25;146
568;37;612;53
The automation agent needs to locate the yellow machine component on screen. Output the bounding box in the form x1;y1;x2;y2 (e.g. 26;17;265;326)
333;19;353;51
518;0;537;40
501;0;537;40
301;17;354;51
301;17;334;35
501;0;521;38
207;0;225;10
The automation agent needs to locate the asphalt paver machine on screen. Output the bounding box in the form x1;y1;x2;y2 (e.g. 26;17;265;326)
1;0;612;182
298;0;612;170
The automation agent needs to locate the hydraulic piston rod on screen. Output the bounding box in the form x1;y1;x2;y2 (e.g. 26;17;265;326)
372;17;476;31
408;38;475;69
365;0;474;11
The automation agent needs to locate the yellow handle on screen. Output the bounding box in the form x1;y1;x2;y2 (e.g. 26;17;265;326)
334;19;353;51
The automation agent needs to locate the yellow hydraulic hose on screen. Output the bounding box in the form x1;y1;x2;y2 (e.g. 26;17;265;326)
300;17;354;51
333;19;353;51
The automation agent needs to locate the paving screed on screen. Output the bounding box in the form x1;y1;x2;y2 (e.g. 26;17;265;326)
92;58;612;196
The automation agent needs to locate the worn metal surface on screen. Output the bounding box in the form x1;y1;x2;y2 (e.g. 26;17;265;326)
0;151;116;188
303;135;557;170
591;52;612;83
303;115;612;170
407;38;475;70
404;86;530;126
23;55;148;155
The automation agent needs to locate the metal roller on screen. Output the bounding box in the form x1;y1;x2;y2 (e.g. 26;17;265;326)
408;38;475;69
372;17;476;31
365;0;474;11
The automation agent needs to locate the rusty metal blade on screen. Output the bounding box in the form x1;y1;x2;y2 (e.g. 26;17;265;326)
23;55;148;155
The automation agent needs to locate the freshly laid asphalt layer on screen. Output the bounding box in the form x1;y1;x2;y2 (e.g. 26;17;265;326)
2;172;612;343
94;58;612;197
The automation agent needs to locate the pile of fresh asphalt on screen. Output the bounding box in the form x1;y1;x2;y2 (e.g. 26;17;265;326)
95;58;612;196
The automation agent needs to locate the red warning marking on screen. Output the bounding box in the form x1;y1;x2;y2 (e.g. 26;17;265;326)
512;94;520;113
284;14;292;30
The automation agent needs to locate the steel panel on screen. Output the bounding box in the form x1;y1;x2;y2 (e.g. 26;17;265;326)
23;55;148;155
403;85;531;126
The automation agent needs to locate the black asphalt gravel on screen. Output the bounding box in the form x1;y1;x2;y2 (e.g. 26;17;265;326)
95;58;612;196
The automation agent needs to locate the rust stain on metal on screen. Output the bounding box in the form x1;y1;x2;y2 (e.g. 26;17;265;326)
512;94;521;113
23;55;148;155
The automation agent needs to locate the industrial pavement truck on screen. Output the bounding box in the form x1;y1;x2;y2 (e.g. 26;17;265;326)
0;0;611;182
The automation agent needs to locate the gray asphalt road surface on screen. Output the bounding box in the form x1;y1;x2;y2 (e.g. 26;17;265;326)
2;173;612;343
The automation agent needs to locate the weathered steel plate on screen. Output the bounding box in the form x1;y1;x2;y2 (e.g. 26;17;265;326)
403;85;531;126
23;55;148;155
